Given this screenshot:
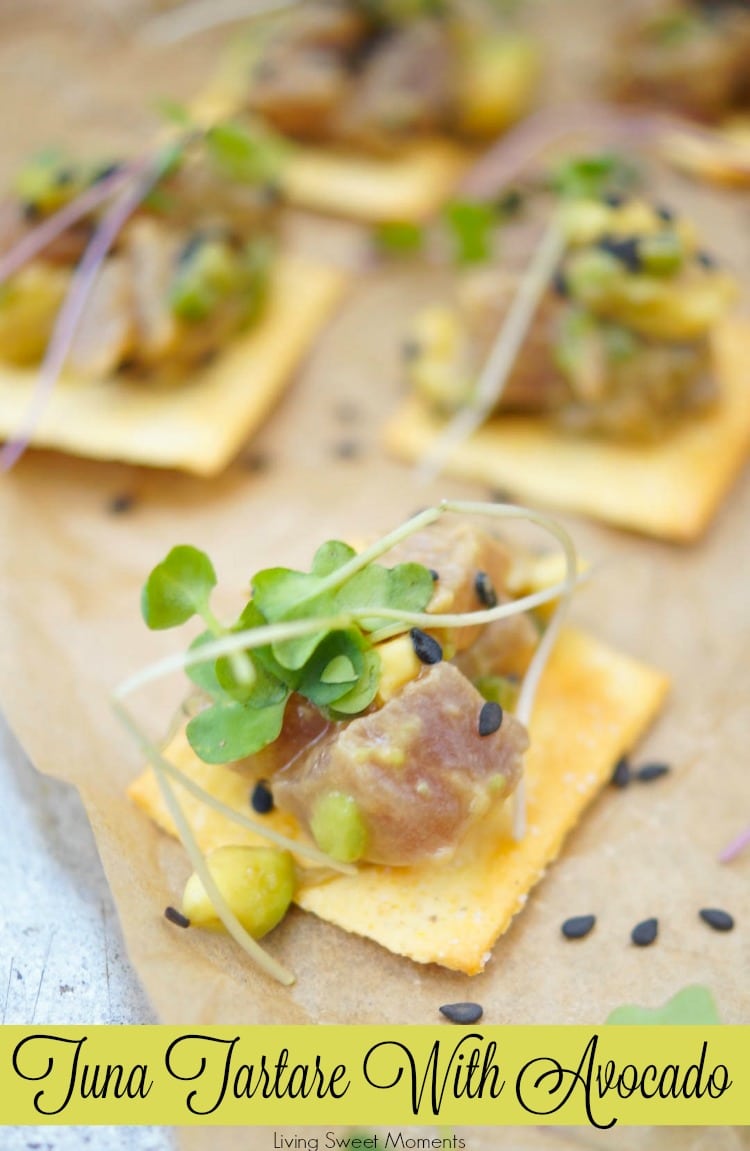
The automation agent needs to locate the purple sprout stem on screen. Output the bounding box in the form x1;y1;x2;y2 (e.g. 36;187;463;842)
0;153;169;473
718;825;750;864
0;165;132;286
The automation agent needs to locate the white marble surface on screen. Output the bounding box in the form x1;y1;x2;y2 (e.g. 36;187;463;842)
0;715;175;1150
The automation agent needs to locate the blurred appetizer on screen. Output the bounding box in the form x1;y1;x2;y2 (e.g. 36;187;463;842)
387;155;750;541
610;0;750;123
201;0;540;220
0;121;344;474
610;0;750;187
125;501;667;981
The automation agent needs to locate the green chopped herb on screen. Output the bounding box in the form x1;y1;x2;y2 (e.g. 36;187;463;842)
375;220;425;257
141;538;434;764
443;199;497;265
549;152;641;203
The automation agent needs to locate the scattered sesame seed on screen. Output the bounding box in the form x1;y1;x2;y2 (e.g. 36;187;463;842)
631;918;658;947
241;450;270;473
94;162;122;184
655;203;675;222
21;201;41;223
410;628;442;664
478;701;503;737
604;193;625;208
164;906;190;929
635;762;671;783
108;492;136;515
552;269;569;297
699;908;734;933
561;914;596;940
402;338;421;362
598;235;642;273
439;1002;483;1024
696;250;717;269
332;439;361;460
474;570;498;608
429;568;439;581
611;756;631;788
251;780;274;815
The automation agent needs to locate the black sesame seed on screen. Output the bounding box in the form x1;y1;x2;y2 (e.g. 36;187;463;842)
655;203;675;222
107;492;136;515
259;180;283;206
552;268;569;297
696;249;717;269
631;917;658;947
332;438;361;460
478;700;503;737
495;188;523;217
54;167;74;187
699;908;734;933
428;568;439;581
604;192;625;208
93;162;122;184
164;906;190;929
561;914;596;940
635;762;671;783
251;780;274;815
410;628;442;665
21;200;41;223
439;1002;483;1024
241;450;270;473
474;570;498;609
177;232;205;266
598;234;642;273
611;756;631;789
402;338;421;362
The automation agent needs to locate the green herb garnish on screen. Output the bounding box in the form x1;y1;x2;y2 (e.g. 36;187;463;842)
141;538;435;764
374;220;425;257
443;199;497;265
549;152;641;202
606;985;722;1025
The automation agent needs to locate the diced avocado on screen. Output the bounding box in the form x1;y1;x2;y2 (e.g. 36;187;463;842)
13;151;89;215
170;240;238;322
310;792;368;864
453;33;538;139
638;232;684;276
564;249;623;306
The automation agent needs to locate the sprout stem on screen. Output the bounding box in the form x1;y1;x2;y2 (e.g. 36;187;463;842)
0;150;171;473
417;218;566;484
114;698;296;985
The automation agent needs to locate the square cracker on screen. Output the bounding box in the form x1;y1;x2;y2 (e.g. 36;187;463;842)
385;320;750;542
279;139;470;223
194;56;470;223
0;255;345;476
129;626;668;975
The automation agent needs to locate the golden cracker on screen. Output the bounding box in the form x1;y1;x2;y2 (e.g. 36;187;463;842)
129;626;668;974
386;320;750;542
0;255;345;475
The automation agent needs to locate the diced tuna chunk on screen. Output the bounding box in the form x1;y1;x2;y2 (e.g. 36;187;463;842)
273;661;528;866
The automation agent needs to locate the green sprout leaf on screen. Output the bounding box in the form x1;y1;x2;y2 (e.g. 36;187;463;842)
186;695;288;765
443;199;497;265
186;631;224;699
375;220;425;257
606;985;722;1026
549;152;641;202
141;546;217;630
205;119;287;186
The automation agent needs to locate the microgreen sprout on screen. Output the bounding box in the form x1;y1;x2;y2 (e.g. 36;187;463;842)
116;501;577;981
417;215;566;483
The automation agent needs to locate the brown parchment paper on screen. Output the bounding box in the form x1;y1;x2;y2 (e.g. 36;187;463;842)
1;4;749;1150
